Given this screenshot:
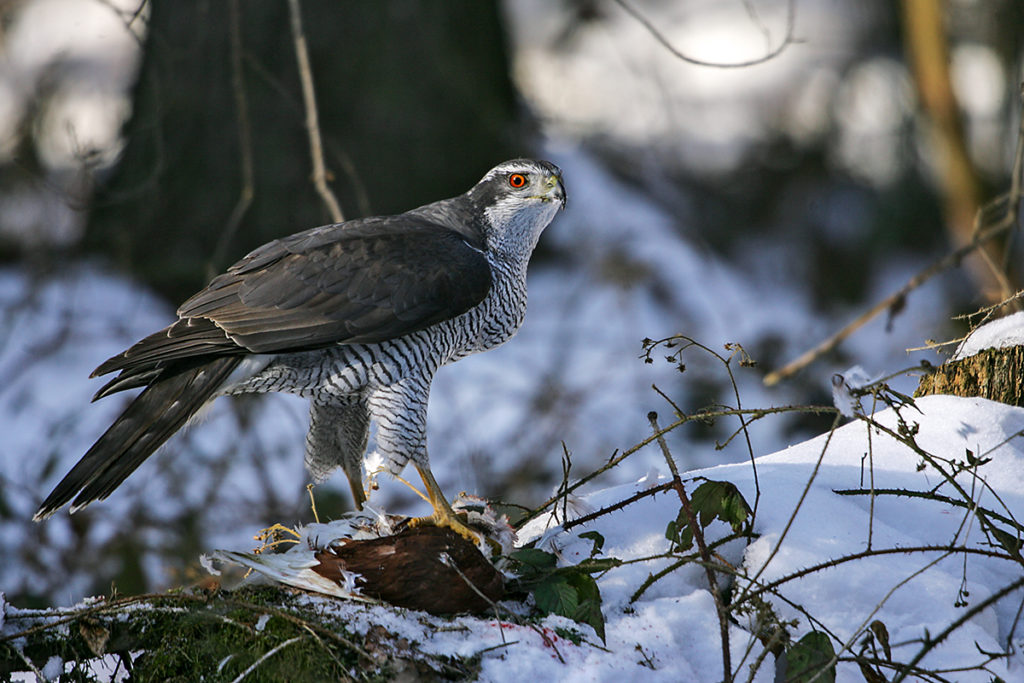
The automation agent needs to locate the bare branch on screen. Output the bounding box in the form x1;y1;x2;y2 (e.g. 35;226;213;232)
208;0;256;280
287;0;344;223
649;412;732;681
611;0;797;69
765;86;1024;386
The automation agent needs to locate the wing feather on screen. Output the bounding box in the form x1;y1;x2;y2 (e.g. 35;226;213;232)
94;214;491;381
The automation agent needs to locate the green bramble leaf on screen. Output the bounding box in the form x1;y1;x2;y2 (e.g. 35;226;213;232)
989;526;1023;561
786;631;836;683
509;547;558;581
533;575;578;616
508;536;615;643
689;480;751;532
566;571;605;642
579;530;605;557
665;518;694;552
510;547;558;569
666;479;752;552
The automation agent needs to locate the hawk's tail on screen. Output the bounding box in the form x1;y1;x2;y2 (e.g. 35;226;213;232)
33;357;241;521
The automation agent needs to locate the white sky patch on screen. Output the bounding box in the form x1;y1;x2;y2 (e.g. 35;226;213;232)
950;42;1012;175
503;1;873;175
35;87;131;170
1;0;145;170
834;57;914;185
951;43;1005;118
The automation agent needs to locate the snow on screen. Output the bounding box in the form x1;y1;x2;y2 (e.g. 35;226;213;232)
410;395;1020;679
721;396;1023;680
830;365;877;417
5;314;1024;679
200;394;1022;681
955;310;1024;359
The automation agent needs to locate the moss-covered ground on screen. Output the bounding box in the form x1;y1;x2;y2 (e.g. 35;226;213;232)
1;586;480;681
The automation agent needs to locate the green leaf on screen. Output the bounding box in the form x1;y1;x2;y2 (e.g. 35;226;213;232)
533;576;578;617
690;480;752;532
509;539;617;644
509;547;559;581
579;530;605;557
566;570;600;604
989;526;1023;560
679;525;694;550
665;517;694;552
666;479;752;552
510;547;558;569
786;631;836;683
565;572;606;642
868;620;891;661
575;557;623;574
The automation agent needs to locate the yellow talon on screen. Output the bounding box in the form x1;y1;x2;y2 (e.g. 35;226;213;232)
407;464;500;550
407;506;482;546
306;483;321;522
252;522;301;554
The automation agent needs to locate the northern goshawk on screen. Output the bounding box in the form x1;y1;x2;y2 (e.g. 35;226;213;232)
34;159;566;542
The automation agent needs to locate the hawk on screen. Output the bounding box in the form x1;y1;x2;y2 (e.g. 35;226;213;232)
34;159;566;542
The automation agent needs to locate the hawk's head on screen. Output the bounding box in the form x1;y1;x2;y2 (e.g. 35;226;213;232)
469;158;566;257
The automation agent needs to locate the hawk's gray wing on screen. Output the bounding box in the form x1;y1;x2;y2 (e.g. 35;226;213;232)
93;215;491;384
38;216;492;518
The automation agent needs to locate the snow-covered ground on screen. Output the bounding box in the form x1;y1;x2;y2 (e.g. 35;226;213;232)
462;392;1022;681
472;392;1023;681
390;391;1023;681
5;392;1021;681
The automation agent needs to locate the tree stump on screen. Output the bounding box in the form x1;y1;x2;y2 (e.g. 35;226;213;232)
915;345;1024;407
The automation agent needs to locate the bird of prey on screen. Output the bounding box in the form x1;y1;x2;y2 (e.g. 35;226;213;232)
34;158;566;542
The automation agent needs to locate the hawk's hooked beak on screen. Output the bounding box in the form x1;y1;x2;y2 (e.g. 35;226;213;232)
544;173;567;209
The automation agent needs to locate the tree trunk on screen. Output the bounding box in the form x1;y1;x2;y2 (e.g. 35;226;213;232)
85;1;521;303
915;346;1024;407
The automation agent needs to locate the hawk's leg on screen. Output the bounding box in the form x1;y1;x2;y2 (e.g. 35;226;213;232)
408;463;482;545
307;395;370;510
368;376;483;545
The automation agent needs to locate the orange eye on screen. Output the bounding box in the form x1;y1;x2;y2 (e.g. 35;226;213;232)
508;173;527;188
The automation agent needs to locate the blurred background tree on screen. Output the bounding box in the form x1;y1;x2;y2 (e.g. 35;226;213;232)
85;0;522;302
